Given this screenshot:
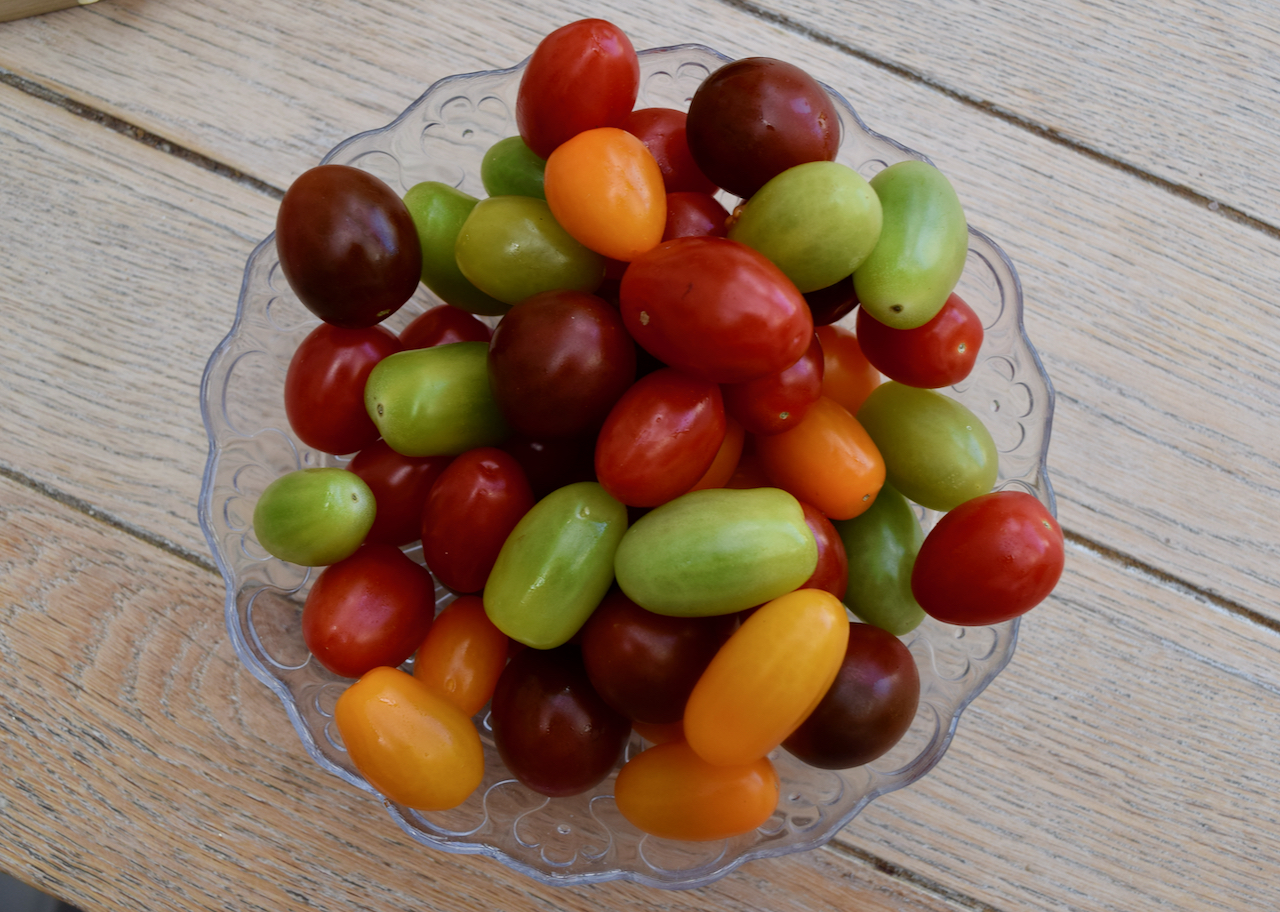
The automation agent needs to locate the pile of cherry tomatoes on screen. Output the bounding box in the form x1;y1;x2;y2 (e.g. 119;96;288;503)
252;18;1065;842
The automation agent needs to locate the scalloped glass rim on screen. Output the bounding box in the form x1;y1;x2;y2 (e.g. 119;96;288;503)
197;44;1056;890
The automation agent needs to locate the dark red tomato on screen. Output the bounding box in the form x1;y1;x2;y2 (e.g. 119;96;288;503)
420;447;535;593
662;192;730;241
284;323;402;455
489;644;632;797
912;490;1064;625
595;367;726;507
620;236;813;384
301;544;436;679
516;19;640;159
276;165;422;328
348;440;452;546
686;58;839;199
782;622;920;769
804;274;859;327
621;107;718;194
721;332;824;436
580;589;738;724
400;305;492;349
499;433;597;501
799;500;849;599
856;293;984;388
487;289;637;439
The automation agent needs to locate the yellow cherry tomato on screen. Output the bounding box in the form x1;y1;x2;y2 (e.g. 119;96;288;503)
614;740;779;841
412;595;510;717
544;126;666;261
684;588;849;766
334;666;485;811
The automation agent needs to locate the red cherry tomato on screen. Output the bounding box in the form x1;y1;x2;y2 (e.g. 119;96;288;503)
856;293;984;388
516;19;639;159
721;332;824;436
347;440;452;546
798;500;849;599
284;323;401;455
421;447;535;594
662;191;730;240
301;544;436;679
621;107;719;194
912;490;1065;625
399;305;493;349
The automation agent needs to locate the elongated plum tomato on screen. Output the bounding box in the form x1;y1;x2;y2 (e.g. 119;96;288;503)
614;740;779;841
912;490;1064;625
347;440;452;546
335;666;484;811
253;468;375;567
275;164;422;328
284;323;402;456
412;595;510;717
855;292;983;388
516;18;639;159
302;543;436;679
620;236;813;384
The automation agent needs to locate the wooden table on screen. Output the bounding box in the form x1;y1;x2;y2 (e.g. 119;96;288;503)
1;1;1276;909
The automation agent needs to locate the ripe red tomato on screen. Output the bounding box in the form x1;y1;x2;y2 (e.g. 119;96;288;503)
621;107;718;194
856;293;984;389
347;440;452;546
662;192;730;240
284;323;402;455
301;544;436;678
798;500;849;599
912;490;1064;625
515;19;639;159
721;332;824;436
399;305;492;349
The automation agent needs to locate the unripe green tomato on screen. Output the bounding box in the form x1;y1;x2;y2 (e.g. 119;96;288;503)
454;196;605;305
728;161;882;293
614;487;817;617
481;136;547;200
252;467;375;566
483;482;628;649
364;341;509;456
832;482;925;635
856;381;998;512
402;181;510;316
853;160;968;329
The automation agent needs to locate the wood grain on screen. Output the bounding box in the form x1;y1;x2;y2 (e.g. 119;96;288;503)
0;0;96;24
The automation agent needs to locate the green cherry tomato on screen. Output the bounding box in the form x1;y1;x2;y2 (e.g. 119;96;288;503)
857;381;998;512
252;467;375;566
483;481;628;649
853;160;968;329
481;136;548;199
364;341;509;456
454;195;605;305
831;481;925;635
728;161;882;293
614;487;817;617
402;182;510;316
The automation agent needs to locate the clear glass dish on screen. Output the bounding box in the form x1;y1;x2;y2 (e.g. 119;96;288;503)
198;43;1055;890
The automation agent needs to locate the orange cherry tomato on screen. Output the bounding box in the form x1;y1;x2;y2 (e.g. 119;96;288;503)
688;416;745;491
412;595;510;717
544;126;666;261
334;666;485;811
815;323;881;415
724;436;771;489
614;740;779;841
754;396;885;520
683;588;849;766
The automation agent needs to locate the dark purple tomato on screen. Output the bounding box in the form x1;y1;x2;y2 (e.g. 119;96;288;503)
721;332;824;436
804;274;860;327
580;589;738;724
856;293;984;389
487;289;637;439
782;622;920;769
662;192;730;241
420;447;535;594
347;440;452;546
685;58;840;200
798;500;849;599
276;165;423;328
499;433;598;501
489;644;632;797
284;323;402;455
400;305;493;349
621;107;719;194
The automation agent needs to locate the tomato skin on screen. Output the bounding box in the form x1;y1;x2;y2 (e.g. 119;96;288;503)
253;468;375;567
688;416;745;492
833;481;925;636
856;293;983;388
500;433;597;501
722;332;824;436
420;447;535;594
412;595;510;717
516;19;640;159
814;323;880;415
348;441;452;547
799;500;849;599
620;236;813;384
804;274;859;326
335;666;484;811
302;544;436;679
663;191;730;240
285;323;402;455
912;490;1064;625
400;304;493;350
594;367;726;508
621;107;718;194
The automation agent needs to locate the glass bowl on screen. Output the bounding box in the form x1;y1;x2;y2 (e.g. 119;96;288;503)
198;43;1056;890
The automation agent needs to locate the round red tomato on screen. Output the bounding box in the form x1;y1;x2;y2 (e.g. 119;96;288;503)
856;293;984;389
721;333;824;436
662;192;730;240
347;440;453;546
912;490;1064;625
400;305;492;349
798;500;849;599
301;544;436;678
621;107;718;194
284;323;402;455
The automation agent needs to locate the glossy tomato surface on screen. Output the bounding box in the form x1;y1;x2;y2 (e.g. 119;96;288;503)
721;332;824;436
412;595;510;717
798;500;850;599
621;107;718;194
662;191;730;240
400;304;493;349
347;440;452;546
856;293;984;388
